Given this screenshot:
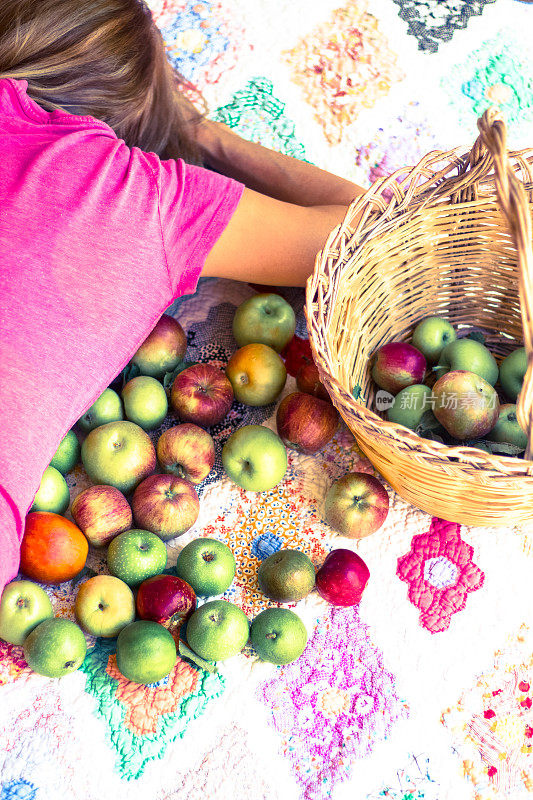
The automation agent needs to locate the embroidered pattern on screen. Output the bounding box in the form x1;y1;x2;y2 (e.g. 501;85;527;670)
80;637;225;779
0;642;27;686
397;518;485;633
392;0;497;53
442;625;533;798
258;605;407;799
213;78;308;160
284;0;403;144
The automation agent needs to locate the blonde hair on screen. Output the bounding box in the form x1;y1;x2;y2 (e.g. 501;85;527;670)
0;0;204;164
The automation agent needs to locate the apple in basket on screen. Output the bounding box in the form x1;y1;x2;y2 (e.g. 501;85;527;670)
371;342;426;395
156;423;215;484
276;392;339;454
232;293;296;352
136;574;196;638
315;549;370;607
71;485;133;547
81;420;156;494
131;314;187;378
411;316;457;365
499;347;527;401
486;403;528;451
432;370;499;440
170;363;234;427
437;339;498;386
132;474;200;541
324;473;389;539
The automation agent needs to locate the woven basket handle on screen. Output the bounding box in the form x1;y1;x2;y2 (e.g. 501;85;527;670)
475;109;533;460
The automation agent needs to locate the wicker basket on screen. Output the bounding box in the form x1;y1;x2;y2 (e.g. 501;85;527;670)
306;109;533;527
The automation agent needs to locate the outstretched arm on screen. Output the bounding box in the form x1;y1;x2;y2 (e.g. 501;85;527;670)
197;119;366;287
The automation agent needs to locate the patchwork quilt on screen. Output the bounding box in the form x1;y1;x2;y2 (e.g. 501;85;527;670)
2;1;533;798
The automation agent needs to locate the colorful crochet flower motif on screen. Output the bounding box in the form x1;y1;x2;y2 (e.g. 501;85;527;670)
213;77;307;160
442;624;533;798
397;518;484;633
0;778;37;800
158;0;248;88
0;642;27;686
258;605;407;800
392;0;497;53
284;0;403;144
444;33;533;133
81;637;225;779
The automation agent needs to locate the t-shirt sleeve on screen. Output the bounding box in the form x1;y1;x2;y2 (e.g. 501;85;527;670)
0;486;23;598
142;153;245;299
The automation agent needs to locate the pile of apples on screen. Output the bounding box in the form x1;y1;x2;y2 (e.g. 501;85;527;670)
372;315;528;454
0;293;387;684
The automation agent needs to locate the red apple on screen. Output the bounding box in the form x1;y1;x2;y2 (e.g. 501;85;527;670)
71;485;132;547
170;364;234;427
136;574;196;639
132;474;200;542
276;392;339;454
131;314;187;378
324;472;389;539
157;424;215;484
371;342;426;395
296;361;330;401
315;549;370;606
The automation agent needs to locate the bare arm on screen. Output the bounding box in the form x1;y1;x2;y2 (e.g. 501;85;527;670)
195;118;366;287
202;187;352;287
196;118;365;207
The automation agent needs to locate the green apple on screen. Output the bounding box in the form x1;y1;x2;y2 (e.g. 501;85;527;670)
78;388;123;433
487;403;528;451
107;528;167;587
412;317;456;364
30;466;70;514
81;420;156;494
175;538;236;597
437;339;498;385
232;293;296;352
0;581;54;646
122;376;168;431
258;549;315;602
75;575;135;638
250;608;308;665
23;618;87;678
49;430;80;474
116;620;177;684
386;384;432;430
186;600;249;661
222;425;287;491
499;347;527;401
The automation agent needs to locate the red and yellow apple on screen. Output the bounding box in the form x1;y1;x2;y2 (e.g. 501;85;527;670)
71;485;133;547
131;314;187;378
171;363;233;427
371;342;426;395
432;370;499;439
157;423;215;484
324;473;389;539
276;392;338;454
225;343;286;406
296;361;330;401
132;474;200;541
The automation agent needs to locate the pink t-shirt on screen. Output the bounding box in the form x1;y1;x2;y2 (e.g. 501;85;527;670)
0;78;244;594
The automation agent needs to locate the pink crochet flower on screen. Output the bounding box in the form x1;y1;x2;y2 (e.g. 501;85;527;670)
397;518;484;633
